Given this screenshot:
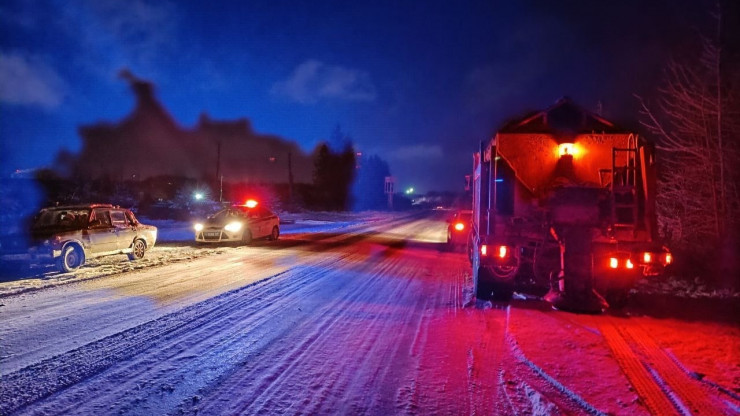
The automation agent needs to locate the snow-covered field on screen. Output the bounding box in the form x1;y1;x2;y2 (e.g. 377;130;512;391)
0;211;738;415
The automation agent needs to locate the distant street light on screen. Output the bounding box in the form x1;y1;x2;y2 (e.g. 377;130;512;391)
405;187;414;194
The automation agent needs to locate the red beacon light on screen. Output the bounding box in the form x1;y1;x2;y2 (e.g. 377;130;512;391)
244;199;258;208
454;222;465;231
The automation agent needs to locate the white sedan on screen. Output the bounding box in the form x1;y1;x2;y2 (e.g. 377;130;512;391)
194;201;280;244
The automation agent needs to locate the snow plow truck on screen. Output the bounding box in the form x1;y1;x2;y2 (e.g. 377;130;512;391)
470;98;672;312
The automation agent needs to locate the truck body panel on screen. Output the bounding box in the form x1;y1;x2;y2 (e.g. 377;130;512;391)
470;98;671;311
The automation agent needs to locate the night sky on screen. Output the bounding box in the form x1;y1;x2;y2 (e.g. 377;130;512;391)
0;0;710;192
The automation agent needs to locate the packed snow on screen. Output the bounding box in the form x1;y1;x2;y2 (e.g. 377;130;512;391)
0;211;738;415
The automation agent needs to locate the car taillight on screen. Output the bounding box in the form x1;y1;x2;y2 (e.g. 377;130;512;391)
662;252;673;265
625;259;634;269
609;257;619;269
454;222;465;231
497;245;508;259
480;245;487;256
642;252;652;263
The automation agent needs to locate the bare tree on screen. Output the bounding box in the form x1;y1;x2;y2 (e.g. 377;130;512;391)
637;3;740;270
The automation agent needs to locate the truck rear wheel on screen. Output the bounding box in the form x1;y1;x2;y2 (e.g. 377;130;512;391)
605;288;630;309
475;267;513;301
491;281;514;301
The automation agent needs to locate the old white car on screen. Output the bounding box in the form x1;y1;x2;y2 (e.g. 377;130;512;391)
22;204;157;272
194;200;280;244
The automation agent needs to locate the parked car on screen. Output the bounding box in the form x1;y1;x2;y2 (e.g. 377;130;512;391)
194;200;280;244
25;204;157;272
447;210;472;255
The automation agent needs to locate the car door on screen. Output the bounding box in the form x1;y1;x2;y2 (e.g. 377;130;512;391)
88;208;118;253
110;209;135;250
248;207;267;238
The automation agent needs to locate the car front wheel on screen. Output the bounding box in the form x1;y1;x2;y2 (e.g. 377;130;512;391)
269;226;280;241
242;230;253;245
127;239;146;260
58;245;84;272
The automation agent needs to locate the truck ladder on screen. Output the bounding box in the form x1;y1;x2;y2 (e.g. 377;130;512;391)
611;145;638;231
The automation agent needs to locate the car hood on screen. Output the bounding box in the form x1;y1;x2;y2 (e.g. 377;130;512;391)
203;218;247;227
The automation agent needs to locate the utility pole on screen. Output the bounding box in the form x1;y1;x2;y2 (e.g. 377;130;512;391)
215;140;222;189
288;151;294;204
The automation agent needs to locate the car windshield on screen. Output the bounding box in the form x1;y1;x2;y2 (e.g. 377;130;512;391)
233;206;256;216
208;209;243;222
32;209;91;230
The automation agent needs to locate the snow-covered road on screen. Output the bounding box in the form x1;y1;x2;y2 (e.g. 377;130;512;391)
1;211;738;415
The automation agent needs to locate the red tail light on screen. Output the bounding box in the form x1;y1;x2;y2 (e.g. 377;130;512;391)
663;252;673;265
625;259;634;269
609;257;619;269
454;222;465;231
481;245;487;256
498;245;508;259
642;252;653;263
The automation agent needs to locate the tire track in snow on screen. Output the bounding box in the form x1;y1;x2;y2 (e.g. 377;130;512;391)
3;223;404;415
619;322;727;415
2;212;477;415
183;229;476;415
193;240;441;415
595;320;687;415
1;254;343;415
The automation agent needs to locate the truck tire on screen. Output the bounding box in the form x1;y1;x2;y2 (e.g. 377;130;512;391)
474;266;493;299
605;288;630;309
475;278;494;300
490;280;514;301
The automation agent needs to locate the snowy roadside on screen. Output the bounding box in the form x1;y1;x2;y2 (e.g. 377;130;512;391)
0;211;409;298
634;276;740;300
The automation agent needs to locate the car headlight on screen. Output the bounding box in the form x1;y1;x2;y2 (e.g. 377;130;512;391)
224;222;243;233
194;223;204;232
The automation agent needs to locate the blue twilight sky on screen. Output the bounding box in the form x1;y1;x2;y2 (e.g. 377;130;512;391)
0;0;709;192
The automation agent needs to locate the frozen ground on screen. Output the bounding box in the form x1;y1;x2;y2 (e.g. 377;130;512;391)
0;210;738;415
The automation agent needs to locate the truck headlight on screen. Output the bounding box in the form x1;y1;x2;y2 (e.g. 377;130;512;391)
194;223;204;232
224;222;243;233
